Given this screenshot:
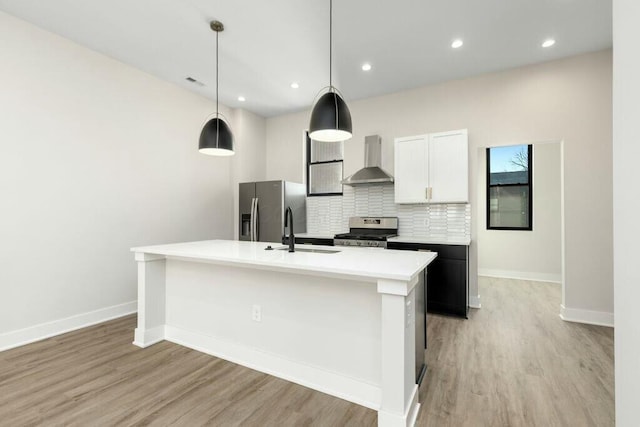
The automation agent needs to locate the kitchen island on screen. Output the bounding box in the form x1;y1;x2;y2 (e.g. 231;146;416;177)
131;240;436;427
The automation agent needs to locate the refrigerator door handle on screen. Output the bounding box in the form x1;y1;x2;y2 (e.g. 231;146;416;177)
254;198;260;241
255;198;259;242
250;198;256;241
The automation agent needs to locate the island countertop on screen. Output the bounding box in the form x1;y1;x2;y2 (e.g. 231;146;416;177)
133;239;433;425
132;239;436;283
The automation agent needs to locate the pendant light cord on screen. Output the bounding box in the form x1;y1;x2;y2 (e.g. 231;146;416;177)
216;29;219;117
329;0;332;91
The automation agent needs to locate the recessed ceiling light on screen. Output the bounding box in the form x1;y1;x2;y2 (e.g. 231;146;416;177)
238;96;246;102
451;39;463;49
361;63;372;71
291;82;299;89
542;39;556;48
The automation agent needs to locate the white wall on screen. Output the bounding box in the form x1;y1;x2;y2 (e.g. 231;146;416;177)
477;142;562;283
0;12;264;348
613;0;640;423
232;109;267;239
266;50;613;322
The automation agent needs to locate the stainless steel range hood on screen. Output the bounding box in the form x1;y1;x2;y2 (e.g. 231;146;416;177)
341;135;394;186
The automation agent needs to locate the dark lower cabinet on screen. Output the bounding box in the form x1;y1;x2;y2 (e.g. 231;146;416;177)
387;242;469;318
426;256;467;317
283;237;335;246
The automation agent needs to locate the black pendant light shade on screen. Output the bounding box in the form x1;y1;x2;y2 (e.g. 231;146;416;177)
309;91;352;142
199;116;234;156
308;0;353;143
199;20;234;156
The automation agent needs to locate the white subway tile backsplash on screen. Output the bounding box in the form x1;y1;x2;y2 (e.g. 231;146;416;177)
306;185;471;239
306;195;346;235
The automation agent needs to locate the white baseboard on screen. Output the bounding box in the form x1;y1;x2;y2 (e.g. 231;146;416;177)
479;269;562;284
164;325;380;411
133;325;165;348
469;294;481;309
378;384;420;427
0;301;137;352
559;304;614;328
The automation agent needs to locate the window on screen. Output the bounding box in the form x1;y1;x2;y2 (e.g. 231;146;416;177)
486;144;533;230
306;132;344;196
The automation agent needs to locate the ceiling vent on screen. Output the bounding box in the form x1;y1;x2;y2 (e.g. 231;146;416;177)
185;77;205;86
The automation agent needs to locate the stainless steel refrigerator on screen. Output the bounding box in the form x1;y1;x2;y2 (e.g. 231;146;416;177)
239;181;306;243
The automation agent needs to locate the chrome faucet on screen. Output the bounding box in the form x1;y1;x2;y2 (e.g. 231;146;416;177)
284;206;295;252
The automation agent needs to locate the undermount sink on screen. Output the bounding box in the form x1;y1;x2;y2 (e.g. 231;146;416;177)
271;246;341;254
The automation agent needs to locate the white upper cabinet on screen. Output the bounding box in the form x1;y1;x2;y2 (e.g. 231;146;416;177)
428;130;468;203
394;129;469;204
394;134;430;203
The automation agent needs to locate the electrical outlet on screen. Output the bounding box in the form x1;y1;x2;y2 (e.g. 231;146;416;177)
252;304;262;322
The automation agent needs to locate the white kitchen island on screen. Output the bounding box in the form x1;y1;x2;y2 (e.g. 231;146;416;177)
131;240;436;427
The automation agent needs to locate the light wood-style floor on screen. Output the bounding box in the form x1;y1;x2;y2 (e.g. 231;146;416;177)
419;277;614;426
0;277;614;426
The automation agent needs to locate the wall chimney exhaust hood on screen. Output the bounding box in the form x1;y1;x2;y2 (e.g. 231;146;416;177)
341;135;394;186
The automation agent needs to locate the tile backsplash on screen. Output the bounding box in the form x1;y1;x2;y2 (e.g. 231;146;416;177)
306;195;344;235
306;184;471;240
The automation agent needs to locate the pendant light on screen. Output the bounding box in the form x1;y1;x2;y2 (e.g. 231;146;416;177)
308;0;353;142
199;20;234;156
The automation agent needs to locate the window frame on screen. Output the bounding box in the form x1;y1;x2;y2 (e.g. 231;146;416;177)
486;144;533;231
306;132;344;197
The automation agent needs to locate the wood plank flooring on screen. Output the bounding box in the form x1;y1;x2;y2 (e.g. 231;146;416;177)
0;277;614;426
418;277;614;426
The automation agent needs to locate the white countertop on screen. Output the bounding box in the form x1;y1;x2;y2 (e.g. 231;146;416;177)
388;236;471;246
132;240;436;282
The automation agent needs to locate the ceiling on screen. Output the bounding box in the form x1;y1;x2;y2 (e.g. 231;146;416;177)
0;0;612;118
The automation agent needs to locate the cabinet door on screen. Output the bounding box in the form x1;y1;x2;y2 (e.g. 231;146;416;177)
428;130;468;203
394;135;429;203
387;242;469;318
427;258;467;317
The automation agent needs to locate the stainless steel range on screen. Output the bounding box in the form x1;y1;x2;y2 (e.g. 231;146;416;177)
334;217;398;248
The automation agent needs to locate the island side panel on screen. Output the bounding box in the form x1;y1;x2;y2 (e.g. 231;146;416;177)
133;252;166;347
378;278;421;427
163;258;383;409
